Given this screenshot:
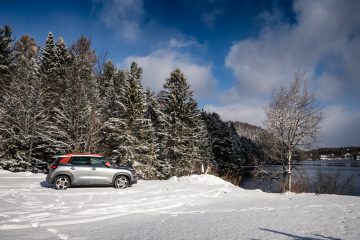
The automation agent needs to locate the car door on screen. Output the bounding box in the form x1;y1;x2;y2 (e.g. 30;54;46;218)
69;157;91;185
89;157;114;185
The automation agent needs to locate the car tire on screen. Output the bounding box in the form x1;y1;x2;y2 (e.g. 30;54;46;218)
54;175;70;190
114;175;129;189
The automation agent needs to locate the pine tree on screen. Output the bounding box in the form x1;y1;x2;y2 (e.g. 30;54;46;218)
0;56;48;172
159;69;208;176
229;122;245;166
98;61;128;160
39;32;58;133
121;62;158;179
100;62;158;179
52;36;72;108
196;118;215;172
36;36;74;159
40;36;101;154
39;32;57;81
99;61;125;119
201;112;260;180
54;37;72;85
0;25;15;100
145;89;171;178
201;112;239;167
68;36;101;152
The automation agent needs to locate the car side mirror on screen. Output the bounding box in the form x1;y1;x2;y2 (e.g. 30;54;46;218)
105;161;111;168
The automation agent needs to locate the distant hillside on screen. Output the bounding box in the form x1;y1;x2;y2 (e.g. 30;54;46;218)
228;121;360;161
230;121;267;144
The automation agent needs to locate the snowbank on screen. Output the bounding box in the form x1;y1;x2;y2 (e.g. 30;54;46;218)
0;169;45;178
175;174;235;187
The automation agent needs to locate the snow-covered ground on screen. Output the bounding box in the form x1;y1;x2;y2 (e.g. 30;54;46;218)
0;170;359;240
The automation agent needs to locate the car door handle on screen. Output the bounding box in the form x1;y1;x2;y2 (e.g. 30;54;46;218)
91;167;96;171
70;166;75;170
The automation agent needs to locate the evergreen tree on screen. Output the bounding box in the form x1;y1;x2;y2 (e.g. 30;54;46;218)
101;62;158;179
37;36;74;159
201;112;259;179
145;89;171;178
0;56;48;172
39;32;57;81
159;69;208;176
0;25;15;100
39;32;58;138
98;61;125;119
229;122;245;166
40;36;101;154
98;62;128;160
201;112;234;166
67;36;101;152
54;37;72;85
121;62;158;179
196;118;215;172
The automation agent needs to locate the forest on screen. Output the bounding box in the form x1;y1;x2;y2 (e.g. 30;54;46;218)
0;25;260;181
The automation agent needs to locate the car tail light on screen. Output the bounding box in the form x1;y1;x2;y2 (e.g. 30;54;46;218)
50;165;58;169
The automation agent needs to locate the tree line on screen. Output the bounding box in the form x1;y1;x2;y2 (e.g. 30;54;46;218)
0;25;258;180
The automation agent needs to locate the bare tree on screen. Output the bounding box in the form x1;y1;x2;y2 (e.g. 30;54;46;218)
264;72;324;191
14;35;38;60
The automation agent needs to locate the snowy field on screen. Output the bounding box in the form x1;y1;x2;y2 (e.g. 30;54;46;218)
0;170;359;240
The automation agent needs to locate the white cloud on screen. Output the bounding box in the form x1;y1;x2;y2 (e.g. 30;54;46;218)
225;0;360;99
203;101;265;126
166;37;204;50
122;48;217;99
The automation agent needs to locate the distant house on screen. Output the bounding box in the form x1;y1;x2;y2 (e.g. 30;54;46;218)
344;153;352;159
320;154;330;160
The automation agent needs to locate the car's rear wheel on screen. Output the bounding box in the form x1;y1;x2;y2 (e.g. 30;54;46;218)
54;175;70;190
114;175;129;189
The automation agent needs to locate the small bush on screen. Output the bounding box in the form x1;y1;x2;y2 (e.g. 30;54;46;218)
291;171;354;195
313;171;354;195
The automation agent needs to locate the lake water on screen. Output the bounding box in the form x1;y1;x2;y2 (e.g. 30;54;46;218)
240;160;360;196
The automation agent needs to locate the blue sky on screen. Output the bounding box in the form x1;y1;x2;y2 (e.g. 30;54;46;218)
1;0;360;147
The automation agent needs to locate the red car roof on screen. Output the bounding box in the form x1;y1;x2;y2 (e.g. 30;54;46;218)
61;153;103;157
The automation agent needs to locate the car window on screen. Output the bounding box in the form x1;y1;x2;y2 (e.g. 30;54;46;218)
51;157;60;164
90;158;108;167
70;157;90;166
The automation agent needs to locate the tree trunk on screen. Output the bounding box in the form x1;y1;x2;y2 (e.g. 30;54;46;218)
288;150;292;192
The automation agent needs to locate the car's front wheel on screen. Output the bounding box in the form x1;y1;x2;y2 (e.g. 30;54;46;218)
114;175;129;189
54;175;70;190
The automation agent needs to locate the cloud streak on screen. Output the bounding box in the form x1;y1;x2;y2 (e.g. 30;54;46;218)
94;0;145;41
